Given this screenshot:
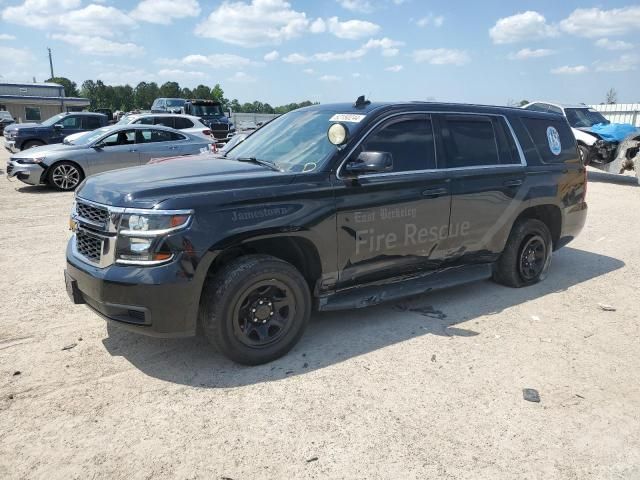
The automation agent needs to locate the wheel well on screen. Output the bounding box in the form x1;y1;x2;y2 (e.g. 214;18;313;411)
515;205;561;249
207;236;322;292
21;139;45;149
42;160;85;183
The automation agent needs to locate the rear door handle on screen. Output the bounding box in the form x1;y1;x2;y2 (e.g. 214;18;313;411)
503;179;523;187
422;187;449;198
128;149;137;152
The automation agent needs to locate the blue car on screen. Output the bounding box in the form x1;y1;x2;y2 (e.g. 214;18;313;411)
3;112;108;152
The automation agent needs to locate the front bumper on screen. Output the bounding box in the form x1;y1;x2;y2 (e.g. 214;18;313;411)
3;138;18;153
5;159;45;185
65;240;203;337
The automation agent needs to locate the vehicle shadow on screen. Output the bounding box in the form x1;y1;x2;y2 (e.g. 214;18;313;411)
588;170;638;186
102;247;624;388
14;185;62;194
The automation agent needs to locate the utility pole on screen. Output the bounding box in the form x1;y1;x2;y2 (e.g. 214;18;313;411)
47;47;54;79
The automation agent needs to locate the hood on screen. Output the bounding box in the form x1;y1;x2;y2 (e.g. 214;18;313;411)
581;122;640;143
5;122;41;132
76;156;295;208
12;143;87;159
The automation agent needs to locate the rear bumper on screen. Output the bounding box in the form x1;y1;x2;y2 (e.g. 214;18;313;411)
557;202;588;249
65;241;202;337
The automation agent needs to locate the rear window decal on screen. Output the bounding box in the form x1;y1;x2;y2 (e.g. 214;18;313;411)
546;126;562;156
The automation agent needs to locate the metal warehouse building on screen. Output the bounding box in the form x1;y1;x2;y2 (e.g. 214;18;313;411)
0;82;89;123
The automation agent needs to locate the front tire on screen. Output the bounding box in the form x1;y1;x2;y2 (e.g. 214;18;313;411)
22;140;45;150
493;218;553;288
200;255;311;365
578;145;590;166
47;161;84;191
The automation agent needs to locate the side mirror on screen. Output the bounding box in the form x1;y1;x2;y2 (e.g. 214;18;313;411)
54;123;63;130
92;142;105;149
345;151;393;175
226;109;232;118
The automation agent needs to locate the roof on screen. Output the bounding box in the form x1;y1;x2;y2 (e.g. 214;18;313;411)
126;113;201;120
0;81;63;88
526;101;588;109
299;101;538;115
0;94;89;103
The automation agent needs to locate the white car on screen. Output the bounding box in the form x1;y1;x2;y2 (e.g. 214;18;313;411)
64;113;213;144
523;101;640;180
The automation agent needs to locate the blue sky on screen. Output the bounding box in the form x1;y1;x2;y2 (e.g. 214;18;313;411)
1;0;639;106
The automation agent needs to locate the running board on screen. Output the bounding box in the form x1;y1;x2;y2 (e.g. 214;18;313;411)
317;263;493;311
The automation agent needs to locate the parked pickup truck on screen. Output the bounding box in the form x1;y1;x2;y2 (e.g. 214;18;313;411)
65;98;587;365
3;112;108;152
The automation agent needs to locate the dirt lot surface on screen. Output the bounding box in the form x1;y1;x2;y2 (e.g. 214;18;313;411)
1;145;639;479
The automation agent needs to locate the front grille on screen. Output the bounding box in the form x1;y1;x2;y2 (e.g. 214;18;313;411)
76;229;103;264
76;201;110;228
211;123;229;132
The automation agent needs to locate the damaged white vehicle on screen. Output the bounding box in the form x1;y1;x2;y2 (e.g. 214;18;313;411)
523;102;640;182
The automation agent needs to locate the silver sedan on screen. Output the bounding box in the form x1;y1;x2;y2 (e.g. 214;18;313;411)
6;124;215;191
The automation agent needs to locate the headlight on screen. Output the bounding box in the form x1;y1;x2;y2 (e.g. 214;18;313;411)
115;210;192;265
17;157;45;164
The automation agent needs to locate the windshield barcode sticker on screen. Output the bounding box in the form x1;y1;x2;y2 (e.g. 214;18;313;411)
330;114;366;123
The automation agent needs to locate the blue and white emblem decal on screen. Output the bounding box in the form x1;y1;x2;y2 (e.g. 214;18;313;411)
546;126;561;156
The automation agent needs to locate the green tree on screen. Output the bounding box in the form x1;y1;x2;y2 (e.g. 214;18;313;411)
229;98;241;112
80;80;97;109
47;77;79;97
211;83;225;104
192;84;211;99
134;81;159;109
181;87;193;99
159;81;180;98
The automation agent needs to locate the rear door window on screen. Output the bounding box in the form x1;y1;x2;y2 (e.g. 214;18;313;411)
441;115;500;168
520;117;576;163
154;117;174;128
174;117;194;129
136;117;154;125
82;116;102;129
138;129;175;143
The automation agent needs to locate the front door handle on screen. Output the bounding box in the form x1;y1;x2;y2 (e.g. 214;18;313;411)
128;149;137;152
503;179;523;187
422;187;448;198
168;146;178;150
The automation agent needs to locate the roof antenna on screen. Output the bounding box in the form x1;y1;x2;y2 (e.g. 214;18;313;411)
354;95;371;109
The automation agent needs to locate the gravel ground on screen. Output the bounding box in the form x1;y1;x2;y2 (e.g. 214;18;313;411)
1;145;639;480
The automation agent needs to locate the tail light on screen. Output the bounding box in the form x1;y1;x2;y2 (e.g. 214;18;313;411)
210;143;218;153
203;129;212;136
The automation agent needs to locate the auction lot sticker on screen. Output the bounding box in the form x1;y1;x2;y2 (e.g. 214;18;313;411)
330;114;366;123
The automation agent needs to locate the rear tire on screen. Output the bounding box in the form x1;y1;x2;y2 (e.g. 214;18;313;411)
493;218;553;288
200;254;311;365
47;161;84;191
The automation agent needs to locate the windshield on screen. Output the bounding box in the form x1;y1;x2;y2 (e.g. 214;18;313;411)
565;108;610;128
191;104;224;116
166;99;185;107
68;127;112;145
228;110;342;173
0;111;12;119
41;113;67;126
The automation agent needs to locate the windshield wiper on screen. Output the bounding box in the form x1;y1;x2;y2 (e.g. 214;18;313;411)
236;157;281;172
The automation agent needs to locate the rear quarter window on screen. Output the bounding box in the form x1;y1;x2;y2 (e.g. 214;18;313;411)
520;116;576;164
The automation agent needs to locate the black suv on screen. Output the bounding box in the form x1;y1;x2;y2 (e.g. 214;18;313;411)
65;99;587;365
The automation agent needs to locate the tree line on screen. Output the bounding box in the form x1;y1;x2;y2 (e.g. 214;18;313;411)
47;77;317;114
